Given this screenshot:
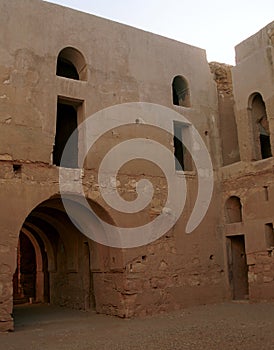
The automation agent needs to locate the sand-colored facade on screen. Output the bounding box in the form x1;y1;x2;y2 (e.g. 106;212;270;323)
0;0;273;332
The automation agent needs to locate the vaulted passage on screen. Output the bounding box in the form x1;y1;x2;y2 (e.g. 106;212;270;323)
13;197;93;311
13;196;115;317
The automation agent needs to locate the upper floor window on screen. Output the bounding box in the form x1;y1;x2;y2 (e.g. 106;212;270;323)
173;121;193;171
172;75;190;107
53;98;83;168
249;93;272;160
56;47;87;81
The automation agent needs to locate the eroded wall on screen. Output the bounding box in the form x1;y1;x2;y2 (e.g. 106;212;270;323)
221;21;274;301
1;0;225;331
209;62;240;166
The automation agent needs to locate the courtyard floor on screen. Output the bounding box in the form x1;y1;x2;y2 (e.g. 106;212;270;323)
1;301;274;350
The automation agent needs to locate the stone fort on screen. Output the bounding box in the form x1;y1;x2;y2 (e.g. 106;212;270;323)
1;0;274;332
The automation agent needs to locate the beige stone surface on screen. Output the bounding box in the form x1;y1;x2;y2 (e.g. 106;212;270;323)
0;0;274;333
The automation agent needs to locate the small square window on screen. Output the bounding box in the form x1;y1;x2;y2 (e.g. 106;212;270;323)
13;164;22;177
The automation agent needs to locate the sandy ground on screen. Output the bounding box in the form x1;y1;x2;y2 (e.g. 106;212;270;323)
1;301;274;350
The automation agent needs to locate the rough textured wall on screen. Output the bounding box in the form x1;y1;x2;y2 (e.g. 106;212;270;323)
0;0;224;331
209;62;240;166
220;162;274;301
221;21;274;302
232;21;274;162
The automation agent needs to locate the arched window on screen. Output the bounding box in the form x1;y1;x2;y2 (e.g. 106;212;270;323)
249;93;272;160
172;75;190;107
56;47;87;80
225;196;242;223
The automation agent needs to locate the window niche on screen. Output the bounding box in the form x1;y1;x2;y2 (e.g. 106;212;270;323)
172;75;191;107
56;47;87;81
265;223;274;249
249;93;272;160
173;121;193;171
225;196;242;224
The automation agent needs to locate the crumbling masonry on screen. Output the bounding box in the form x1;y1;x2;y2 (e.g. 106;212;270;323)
0;0;274;332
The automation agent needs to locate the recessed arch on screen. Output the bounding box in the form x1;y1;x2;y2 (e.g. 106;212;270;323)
172;75;191;107
13;193;122;319
225;196;242;223
13;231;37;304
20;228;45;303
248;92;272;160
56;47;87;80
23;221;56;272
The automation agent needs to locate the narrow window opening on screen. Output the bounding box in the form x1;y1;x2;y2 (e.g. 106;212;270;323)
174;122;184;171
264;186;269;201
172;75;190;107
53;100;79;168
249;93;272;160
259;116;272;159
173;122;192;171
265;223;274;249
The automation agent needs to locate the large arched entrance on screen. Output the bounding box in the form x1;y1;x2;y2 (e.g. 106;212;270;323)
13;195;118;315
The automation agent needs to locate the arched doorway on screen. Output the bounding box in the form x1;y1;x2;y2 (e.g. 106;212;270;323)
13;195;118;314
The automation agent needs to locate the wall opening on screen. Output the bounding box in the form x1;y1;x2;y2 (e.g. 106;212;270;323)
53;98;82;168
172;75;190;107
264;186;269;201
173;121;192;171
13;164;22;177
57;57;79;80
56;47;87;80
12;195;119;330
225;196;242;223
13;233;36;304
259;115;272;159
249;93;272;160
227;235;249;300
13;197;95;316
265;223;274;249
13;229;49;306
